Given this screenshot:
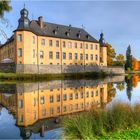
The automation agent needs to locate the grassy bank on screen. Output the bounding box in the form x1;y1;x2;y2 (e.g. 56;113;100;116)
0;71;107;81
63;103;140;139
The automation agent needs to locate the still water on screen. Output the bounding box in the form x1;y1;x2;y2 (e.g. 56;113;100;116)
0;75;139;139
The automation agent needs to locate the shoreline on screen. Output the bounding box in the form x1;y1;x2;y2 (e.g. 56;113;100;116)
0;71;124;81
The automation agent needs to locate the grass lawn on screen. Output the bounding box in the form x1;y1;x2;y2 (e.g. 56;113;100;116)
97;128;140;139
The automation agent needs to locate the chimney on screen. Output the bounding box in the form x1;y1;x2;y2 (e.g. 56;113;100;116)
38;16;43;28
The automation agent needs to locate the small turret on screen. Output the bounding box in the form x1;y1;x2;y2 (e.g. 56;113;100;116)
17;6;30;29
99;32;105;47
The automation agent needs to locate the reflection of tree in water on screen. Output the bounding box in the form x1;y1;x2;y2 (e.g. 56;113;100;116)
116;82;125;91
107;83;116;103
125;76;133;101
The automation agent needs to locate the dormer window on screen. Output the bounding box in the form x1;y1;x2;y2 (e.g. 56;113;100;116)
53;29;57;35
86;34;90;39
66;31;70;37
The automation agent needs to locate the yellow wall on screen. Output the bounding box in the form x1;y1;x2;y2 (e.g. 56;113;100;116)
0;31;107;66
0;83;108;127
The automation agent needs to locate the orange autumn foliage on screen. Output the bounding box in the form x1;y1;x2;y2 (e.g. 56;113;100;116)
132;57;139;71
132;75;139;88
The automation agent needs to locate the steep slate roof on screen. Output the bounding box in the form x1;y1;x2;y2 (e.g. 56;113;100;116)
16;20;99;43
0;35;14;48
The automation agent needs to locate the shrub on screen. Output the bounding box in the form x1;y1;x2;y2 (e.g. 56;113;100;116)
63;102;140;139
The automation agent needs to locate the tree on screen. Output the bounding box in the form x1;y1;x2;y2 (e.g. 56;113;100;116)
0;1;12;17
106;43;116;66
132;57;139;71
132;75;139;88
125;76;133;101
125;45;132;70
115;54;125;66
0;1;12;42
116;82;125;91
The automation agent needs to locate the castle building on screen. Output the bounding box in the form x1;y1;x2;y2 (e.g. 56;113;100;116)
0;8;107;74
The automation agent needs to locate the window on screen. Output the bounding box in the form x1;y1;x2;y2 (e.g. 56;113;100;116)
63;41;66;47
95;45;98;50
56;40;59;47
42;109;46;116
18;48;22;57
34;112;36;120
50;95;53;103
80;43;83;49
91;91;94;97
95;55;98;61
69;93;73;100
50;108;54;115
96;91;98;96
69;104;73;111
91;44;93;50
33;36;35;44
18;34;22;42
63;106;67;112
75;53;78;60
86;91;89;98
19;100;23;108
68;42;72;48
40;51;44;59
57;106;60;113
81;103;84;109
34;98;36;106
57;95;60;102
63;94;67;101
75;104;78;110
56;52;60;59
40;96;45;104
80;54;83;60
69;53;72;60
63;52;66;59
49;40;53;46
80;92;84;98
33;49;35;58
75;93;78;99
19;115;24;122
41;39;45;45
75;42;78;48
86;44;88;49
49;51;53;59
86;54;88;60
91;54;93;60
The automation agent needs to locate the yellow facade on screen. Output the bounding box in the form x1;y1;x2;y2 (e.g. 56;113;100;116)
0;31;106;66
0;83;108;127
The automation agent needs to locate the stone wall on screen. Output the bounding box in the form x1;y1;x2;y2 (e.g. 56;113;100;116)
0;63;15;72
16;64;125;74
0;63;125;74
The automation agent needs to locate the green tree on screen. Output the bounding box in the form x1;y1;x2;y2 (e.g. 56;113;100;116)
125;45;132;70
125;76;133;101
0;1;12;17
106;43;116;66
115;54;125;66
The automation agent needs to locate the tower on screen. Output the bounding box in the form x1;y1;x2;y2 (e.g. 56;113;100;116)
99;32;107;66
18;6;30;29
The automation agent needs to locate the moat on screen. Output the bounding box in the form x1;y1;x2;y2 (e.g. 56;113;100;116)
0;75;139;139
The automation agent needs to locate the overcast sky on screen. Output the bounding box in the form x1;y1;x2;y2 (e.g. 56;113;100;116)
1;1;140;59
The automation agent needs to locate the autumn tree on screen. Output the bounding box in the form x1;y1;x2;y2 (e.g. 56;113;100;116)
115;54;125;66
132;57;139;71
116;82;125;91
125;45;132;70
132;75;139;88
107;83;116;103
106;43;116;66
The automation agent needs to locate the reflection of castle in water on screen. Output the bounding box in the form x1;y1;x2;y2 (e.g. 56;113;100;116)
0;77;124;138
